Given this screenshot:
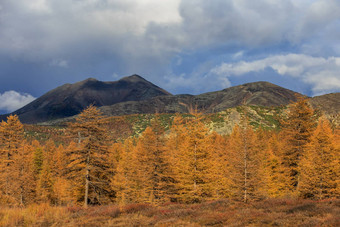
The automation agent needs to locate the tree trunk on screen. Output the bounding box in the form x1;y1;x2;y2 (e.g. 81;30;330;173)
84;166;89;208
244;138;248;203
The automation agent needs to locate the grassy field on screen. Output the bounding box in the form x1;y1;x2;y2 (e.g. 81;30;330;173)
1;199;339;226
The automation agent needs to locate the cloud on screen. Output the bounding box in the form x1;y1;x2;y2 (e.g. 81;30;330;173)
49;59;68;68
0;0;340;95
0;91;36;113
1;0;339;62
210;54;340;96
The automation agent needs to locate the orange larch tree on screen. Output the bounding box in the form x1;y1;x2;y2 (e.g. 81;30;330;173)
0;115;35;206
257;131;290;198
167;113;214;203
209;132;232;199
298;119;339;199
67;105;112;207
111;138;138;204
227;123;261;202
280;97;317;190
133;123;169;204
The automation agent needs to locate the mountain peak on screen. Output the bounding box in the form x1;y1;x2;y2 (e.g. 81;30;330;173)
119;74;147;83
84;77;98;82
8;75;171;123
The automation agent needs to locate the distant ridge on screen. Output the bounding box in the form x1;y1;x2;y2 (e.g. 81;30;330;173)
100;81;302;116
3;75;171;123
1;75;338;124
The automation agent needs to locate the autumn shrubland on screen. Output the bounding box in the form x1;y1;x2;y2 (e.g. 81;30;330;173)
0;98;339;226
0;199;339;226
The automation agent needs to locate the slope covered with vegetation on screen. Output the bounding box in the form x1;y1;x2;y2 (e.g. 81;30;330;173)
0;98;339;226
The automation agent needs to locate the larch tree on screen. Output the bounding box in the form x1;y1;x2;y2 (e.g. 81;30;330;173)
67;105;111;207
209;132;232;199
0;115;29;205
280;97;316;190
10;141;36;206
32;140;44;177
167;113;214;203
111;138;138;204
52;144;72;206
334;127;340;196
257;131;290;198
298;119;339;199
227;123;261;203
133;123;169;204
36;158;55;203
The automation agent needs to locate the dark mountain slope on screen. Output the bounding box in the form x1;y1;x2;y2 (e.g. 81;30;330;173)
3;74;338;125
310;93;340;116
6;75;171;123
100;81;301;116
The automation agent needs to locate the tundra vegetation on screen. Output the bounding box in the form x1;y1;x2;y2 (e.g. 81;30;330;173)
0;99;339;226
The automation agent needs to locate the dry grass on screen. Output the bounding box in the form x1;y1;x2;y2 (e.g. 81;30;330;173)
0;199;339;226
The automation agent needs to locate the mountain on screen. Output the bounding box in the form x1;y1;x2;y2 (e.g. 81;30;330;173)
310;93;340;116
100;81;301;116
3;75;171;123
2;75;338;124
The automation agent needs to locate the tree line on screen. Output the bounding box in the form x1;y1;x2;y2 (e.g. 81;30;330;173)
0;98;339;207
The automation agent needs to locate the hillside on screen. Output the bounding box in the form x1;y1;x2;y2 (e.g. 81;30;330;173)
100;81;300;116
1;75;339;125
2;75;171;123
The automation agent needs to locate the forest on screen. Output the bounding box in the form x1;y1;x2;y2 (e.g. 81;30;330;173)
0;98;339;225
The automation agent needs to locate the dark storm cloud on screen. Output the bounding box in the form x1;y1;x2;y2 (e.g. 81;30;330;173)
0;0;340;113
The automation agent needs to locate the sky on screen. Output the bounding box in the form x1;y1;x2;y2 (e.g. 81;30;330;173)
1;0;340;114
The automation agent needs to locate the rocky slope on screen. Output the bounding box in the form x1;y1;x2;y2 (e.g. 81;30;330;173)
3;75;171;123
100;81;301;116
1;75;338;125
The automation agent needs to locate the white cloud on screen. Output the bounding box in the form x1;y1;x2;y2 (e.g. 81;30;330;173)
50;59;68;68
210;54;340;96
49;59;68;67
0;91;36;113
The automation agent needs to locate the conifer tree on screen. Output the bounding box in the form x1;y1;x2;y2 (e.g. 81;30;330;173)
227;124;260;202
209;132;232;199
67;105;111;207
133;124;169;203
50;144;72;206
32;140;44;176
280;97;316;190
298;119;339;199
167;113;214;203
0;115;28;205
36;159;55;203
111;138;138;204
257;132;290;198
11;141;36;205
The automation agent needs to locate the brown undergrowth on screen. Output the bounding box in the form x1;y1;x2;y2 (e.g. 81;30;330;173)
0;199;339;226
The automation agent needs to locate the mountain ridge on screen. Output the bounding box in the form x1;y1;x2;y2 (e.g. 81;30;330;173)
100;81;302;116
0;75;338;124
4;75;171;123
